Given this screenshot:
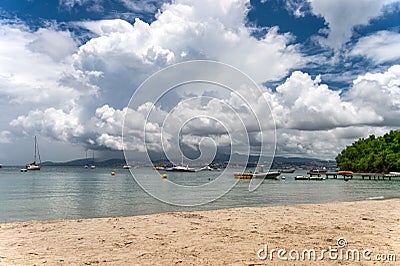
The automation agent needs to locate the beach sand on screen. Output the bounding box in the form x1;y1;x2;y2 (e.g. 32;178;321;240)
1;199;399;265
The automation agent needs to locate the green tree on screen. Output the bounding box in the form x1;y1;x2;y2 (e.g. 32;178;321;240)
336;130;400;173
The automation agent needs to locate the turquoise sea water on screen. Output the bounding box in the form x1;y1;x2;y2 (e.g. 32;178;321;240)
0;166;399;222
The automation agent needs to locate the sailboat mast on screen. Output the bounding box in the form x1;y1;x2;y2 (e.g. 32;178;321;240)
36;136;41;164
33;136;37;163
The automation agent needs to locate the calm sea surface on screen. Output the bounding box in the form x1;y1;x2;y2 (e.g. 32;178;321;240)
0;166;399;222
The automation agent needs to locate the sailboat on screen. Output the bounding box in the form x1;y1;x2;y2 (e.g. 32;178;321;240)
90;150;96;169
25;136;41;171
84;150;89;168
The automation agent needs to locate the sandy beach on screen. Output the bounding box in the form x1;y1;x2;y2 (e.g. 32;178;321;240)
1;199;399;265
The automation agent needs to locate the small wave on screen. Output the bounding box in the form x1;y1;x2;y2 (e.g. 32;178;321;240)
366;196;385;200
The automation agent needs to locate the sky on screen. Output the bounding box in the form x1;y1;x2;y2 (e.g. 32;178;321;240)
0;0;399;165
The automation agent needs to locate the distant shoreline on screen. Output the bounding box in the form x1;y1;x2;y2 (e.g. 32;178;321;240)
0;154;336;168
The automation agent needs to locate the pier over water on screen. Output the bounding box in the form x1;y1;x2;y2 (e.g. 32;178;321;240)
307;171;400;181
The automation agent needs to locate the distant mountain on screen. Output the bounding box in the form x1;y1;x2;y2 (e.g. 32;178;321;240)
42;158;127;167
41;154;333;168
273;156;331;163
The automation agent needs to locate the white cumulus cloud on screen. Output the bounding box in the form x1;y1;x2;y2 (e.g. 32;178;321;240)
308;0;399;50
350;31;400;64
273;71;382;130
346;65;400;126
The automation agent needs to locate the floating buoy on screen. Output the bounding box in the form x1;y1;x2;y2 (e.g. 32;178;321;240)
111;171;116;176
162;174;167;179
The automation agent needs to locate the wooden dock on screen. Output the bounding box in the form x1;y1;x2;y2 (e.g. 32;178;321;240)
307;171;400;181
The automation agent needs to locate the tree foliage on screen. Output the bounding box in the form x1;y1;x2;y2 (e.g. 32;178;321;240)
336;130;400;173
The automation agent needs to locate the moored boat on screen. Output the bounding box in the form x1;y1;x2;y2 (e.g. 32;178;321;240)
90;150;95;169
295;175;325;181
84;151;89;169
294;175;309;180
279;168;295;173
252;171;281;180
309;175;326;181
234;167;281;180
253;165;280;180
234;172;253;179
165;165;196;172
338;170;353;175
25;136;41;171
308;168;327;175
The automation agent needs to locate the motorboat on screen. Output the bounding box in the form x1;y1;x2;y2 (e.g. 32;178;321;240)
165;165;196;172
294;175;309;180
279;168;295;173
309;175;326;181
234;165;280;180
253;165;280;180
308;168;327;175
295;175;325;181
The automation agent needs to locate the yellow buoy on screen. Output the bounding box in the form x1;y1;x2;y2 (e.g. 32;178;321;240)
162;174;167;179
111;171;116;176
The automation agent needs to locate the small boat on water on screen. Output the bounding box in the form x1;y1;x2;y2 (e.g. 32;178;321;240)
308;168;327;175
295;175;325;181
253;171;281;180
234;172;253;179
309;175;326;181
338;170;353;175
154;165;165;170
279;168;295;173
123;164;131;169
25;136;41;171
165;165;196;172
294;175;309;180
234;172;281;180
90;150;96;169
84;151;89;168
252;165;280;180
166;155;196;172
234;166;281;180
